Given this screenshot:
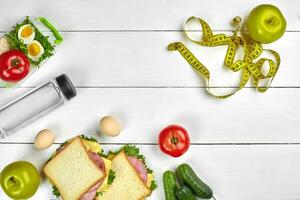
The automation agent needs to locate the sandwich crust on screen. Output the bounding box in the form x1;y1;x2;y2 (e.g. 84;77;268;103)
44;137;105;200
97;151;151;200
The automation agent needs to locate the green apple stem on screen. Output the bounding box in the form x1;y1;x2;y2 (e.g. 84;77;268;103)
266;17;277;26
232;16;242;29
9;176;16;184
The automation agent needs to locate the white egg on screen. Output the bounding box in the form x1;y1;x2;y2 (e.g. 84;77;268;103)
27;40;44;61
99;116;122;137
34;129;55;150
18;24;35;44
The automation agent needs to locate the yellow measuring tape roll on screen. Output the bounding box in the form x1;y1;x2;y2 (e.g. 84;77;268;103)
168;16;281;98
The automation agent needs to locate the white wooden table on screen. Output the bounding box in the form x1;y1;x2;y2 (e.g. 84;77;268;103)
1;0;300;199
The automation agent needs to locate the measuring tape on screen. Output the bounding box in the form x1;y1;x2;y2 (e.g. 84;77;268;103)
168;16;281;98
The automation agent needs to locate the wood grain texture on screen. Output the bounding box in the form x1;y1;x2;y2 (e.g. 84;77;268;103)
0;0;298;31
1;144;300;200
2;31;299;88
1;88;299;144
0;0;299;199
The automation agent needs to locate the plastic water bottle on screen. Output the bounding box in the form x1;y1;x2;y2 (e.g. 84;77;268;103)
0;74;77;138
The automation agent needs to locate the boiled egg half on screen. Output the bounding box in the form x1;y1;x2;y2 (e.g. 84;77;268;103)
18;24;35;44
27;40;44;61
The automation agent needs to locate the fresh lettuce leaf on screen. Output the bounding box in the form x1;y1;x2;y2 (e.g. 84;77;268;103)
80;135;98;143
96;191;103;197
98;149;107;158
107;169;116;185
150;180;158;191
107;145;154;174
5;16;55;67
52;185;61;198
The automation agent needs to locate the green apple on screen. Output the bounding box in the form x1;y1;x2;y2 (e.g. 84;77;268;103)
0;161;40;199
247;4;286;43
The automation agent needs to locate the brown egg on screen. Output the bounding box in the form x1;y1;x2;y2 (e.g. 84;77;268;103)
99;116;122;137
34;129;55;150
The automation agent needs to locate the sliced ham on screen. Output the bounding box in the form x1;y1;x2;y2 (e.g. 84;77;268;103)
127;156;148;184
80;152;106;200
81;153;148;200
80;179;104;200
88;152;106;172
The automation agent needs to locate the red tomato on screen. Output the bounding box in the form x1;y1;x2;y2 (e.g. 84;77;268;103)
158;125;190;157
0;50;30;82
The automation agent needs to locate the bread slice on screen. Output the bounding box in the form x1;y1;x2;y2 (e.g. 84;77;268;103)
44;137;105;200
97;151;151;200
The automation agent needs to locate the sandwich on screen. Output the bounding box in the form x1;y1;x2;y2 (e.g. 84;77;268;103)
96;145;157;200
44;135;115;200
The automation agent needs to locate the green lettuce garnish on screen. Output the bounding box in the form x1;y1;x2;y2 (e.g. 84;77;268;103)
5;16;55;67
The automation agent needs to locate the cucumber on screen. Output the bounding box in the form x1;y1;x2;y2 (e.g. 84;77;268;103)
176;186;197;200
176;163;213;199
163;170;178;200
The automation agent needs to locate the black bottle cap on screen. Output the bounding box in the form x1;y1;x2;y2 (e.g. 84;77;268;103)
55;74;77;100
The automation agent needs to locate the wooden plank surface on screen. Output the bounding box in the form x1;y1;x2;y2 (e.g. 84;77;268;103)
0;0;299;31
1;88;300;144
5;32;300;88
1;144;300;200
0;0;299;199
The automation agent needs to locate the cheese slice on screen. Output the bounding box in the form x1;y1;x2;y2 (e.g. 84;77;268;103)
82;139;113;193
97;157;112;192
82;139;102;153
146;173;154;188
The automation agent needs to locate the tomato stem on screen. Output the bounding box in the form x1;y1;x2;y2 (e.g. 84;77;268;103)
171;136;179;144
11;58;20;67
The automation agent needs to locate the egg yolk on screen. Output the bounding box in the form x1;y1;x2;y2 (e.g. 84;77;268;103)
21;26;33;38
28;43;40;56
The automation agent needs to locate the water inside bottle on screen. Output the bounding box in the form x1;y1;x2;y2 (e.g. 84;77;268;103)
0;82;62;137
